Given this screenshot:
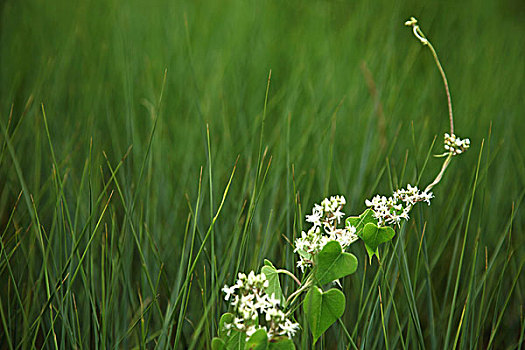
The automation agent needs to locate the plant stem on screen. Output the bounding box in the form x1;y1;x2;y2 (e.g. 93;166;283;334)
286;276;313;306
424;153;453;193
276;269;302;286
407;18;455;135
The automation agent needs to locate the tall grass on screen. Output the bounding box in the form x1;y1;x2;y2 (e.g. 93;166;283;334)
1;0;524;348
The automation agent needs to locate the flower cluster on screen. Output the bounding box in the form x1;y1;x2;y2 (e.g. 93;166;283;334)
365;185;433;226
444;133;470;155
294;196;358;272
222;271;299;340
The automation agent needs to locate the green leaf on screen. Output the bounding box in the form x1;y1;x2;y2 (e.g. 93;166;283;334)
225;329;246;350
359;223;395;261
212;338;226;350
246;328;268;350
219;313;235;339
304;286;345;345
261;263;284;305
363;243;378;263
346;209;377;233
268;337;296;349
315;241;358;285
296;248;311;260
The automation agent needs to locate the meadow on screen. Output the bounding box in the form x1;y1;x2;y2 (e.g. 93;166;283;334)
1;0;524;348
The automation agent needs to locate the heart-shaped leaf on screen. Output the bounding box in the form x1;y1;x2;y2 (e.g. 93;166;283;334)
225;329;246;350
261;260;284;305
218;313;235;339
246;328;268;350
359;223;395;261
212;338;226;350
346;209;377;233
268;337;296;349
315;241;358;285
304;286;345;344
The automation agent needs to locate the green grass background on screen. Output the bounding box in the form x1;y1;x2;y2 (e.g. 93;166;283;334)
1;0;524;348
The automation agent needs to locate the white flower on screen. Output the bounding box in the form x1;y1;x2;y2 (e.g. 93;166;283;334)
222;284;236;301
267;293;280;307
233;317;244;329
222;270;299;341
294;195;361;271
306;204;323;227
366;185;432;226
333;209;345;223
296;258;309;273
444;133;470;155
293;231;309;252
279;318;300;338
246;326;257;338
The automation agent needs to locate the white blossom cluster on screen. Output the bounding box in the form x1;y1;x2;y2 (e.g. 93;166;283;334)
294;196;358;272
221;271;299;340
444;133;470;155
365;185;433;226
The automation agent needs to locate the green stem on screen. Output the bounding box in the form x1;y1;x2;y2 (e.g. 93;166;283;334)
276;269;302;286
409;19;455;135
286;275;313;306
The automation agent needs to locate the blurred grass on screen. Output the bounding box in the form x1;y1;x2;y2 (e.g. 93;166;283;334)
1;0;524;348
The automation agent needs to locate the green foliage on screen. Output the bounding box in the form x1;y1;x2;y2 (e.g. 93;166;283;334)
225;330;247;350
261;260;284;305
268;338;295;350
246;329;269;350
346;209;378;233
243;330;296;350
304;287;346;345
314;241;358;285
359;223;395;262
213;324;296;350
219;313;236;339
212;338;226;350
0;0;523;348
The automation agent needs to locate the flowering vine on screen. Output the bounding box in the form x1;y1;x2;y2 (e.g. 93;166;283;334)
211;17;471;349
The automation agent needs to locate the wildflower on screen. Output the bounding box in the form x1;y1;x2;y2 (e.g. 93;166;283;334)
279;318;300;338
305;204;323;228
365;185;433;226
294;195;358;271
222;271;299;341
444;133;470;155
222;284;236;301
